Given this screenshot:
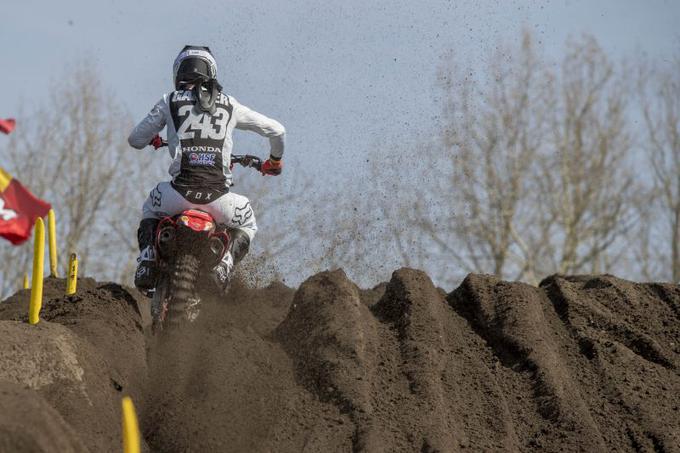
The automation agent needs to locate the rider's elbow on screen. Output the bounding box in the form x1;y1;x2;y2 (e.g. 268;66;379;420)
271;121;285;138
128;132;146;150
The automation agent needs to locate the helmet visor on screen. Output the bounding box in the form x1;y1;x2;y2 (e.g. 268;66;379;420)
176;58;211;86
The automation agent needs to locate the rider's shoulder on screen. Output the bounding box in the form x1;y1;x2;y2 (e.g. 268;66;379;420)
222;93;238;105
224;95;253;113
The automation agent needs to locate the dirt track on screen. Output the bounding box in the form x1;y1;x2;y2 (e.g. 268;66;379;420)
0;270;678;452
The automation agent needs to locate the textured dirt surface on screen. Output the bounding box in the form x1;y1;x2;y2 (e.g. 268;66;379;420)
0;270;678;452
0;277;149;453
0;381;88;453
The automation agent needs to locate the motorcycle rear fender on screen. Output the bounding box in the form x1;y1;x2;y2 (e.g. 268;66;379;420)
177;209;216;233
155;212;230;264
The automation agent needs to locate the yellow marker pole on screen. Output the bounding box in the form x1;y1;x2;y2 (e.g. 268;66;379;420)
22;273;29;290
47;209;58;277
66;253;78;296
29;218;45;325
121;397;141;453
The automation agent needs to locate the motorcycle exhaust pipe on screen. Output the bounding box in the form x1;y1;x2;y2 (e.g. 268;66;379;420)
209;236;226;259
157;226;176;255
204;236;228;268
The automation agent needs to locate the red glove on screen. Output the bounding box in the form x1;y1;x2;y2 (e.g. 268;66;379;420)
149;135;164;150
261;157;283;176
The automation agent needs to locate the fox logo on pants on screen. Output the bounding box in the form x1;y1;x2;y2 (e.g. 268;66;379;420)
233;202;253;226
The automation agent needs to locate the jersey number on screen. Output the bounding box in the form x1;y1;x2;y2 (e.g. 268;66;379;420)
176;105;229;141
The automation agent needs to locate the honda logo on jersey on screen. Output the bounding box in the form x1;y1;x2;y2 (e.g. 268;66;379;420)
182;145;220;153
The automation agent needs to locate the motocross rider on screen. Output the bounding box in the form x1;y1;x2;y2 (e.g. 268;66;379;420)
128;45;285;293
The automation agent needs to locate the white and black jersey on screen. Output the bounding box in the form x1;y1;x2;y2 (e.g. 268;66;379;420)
128;90;285;203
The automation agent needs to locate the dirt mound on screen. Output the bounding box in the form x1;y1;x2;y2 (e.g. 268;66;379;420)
450;273;680;451
0;278;149;452
143;280;348;453
0;381;87;453
0;320;125;452
0;270;678;452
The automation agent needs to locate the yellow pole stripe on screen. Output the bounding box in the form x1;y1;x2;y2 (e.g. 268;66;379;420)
122;397;141;453
0;167;12;192
29;218;45;325
48;210;58;277
66;254;78;296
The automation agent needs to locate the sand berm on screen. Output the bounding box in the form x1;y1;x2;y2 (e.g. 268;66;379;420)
0;269;678;452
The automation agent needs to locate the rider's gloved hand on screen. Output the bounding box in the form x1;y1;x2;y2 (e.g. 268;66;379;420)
261;157;283;176
149;135;164;150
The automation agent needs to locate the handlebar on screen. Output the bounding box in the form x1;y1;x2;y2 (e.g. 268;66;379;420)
231;154;263;171
155;139;262;171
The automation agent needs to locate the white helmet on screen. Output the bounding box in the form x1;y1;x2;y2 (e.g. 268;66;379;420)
173;45;218;90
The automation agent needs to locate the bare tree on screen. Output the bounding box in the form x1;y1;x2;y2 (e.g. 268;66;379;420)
421;32;550;284
0;63;161;296
640;57;680;282
398;32;642;285
536;36;639;275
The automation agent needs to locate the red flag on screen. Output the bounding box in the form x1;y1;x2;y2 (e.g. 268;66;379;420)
0;119;16;135
0;168;51;245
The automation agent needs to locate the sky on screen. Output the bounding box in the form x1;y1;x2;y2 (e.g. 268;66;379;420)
2;0;678;175
1;0;679;285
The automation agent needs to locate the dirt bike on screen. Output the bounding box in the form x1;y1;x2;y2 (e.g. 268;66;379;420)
149;153;263;332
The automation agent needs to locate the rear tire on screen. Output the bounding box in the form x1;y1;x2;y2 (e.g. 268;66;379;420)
151;274;169;334
166;254;199;326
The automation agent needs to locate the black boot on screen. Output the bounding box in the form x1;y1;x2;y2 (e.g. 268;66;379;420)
134;218;160;291
212;229;250;292
229;228;251;264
